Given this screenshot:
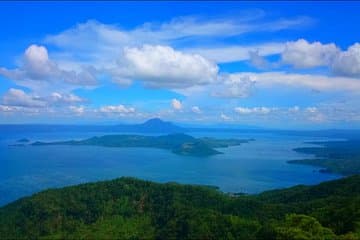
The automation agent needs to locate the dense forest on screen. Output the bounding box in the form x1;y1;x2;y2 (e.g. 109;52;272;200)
1;175;359;239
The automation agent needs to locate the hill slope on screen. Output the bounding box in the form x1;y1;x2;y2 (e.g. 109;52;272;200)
1;176;359;239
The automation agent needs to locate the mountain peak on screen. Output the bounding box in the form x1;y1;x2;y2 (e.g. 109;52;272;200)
140;118;184;132
143;118;167;125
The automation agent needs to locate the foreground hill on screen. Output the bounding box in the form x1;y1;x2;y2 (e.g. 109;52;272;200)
1;176;359;239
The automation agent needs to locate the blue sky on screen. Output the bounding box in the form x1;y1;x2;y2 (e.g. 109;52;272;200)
0;1;360;129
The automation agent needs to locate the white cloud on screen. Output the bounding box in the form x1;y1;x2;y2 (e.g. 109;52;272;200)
1;88;86;113
0;105;11;112
69;105;85;115
191;106;201;114
23;44;58;79
99;104;135;113
115;45;218;89
249;50;271;70
213;74;255;98
186;42;285;63
282;39;339;68
226;72;360;92
41;14;311;70
171;99;182;110
0;105;42;114
220;113;232;121
305;107;318;113
45;15;310;52
0;45;98;93
332;43;360;77
280;39;360;79
49;92;85;104
288;106;300;112
307;113;326;123
234;106;273;114
2;88;45;108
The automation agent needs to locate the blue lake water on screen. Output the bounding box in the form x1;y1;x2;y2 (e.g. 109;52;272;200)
0;130;341;206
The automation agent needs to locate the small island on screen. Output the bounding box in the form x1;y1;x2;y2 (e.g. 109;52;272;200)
288;139;360;175
17;138;30;143
8;138;31;147
31;133;253;157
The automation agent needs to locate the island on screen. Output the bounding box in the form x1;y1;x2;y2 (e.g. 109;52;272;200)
16;138;30;143
8;138;31;147
288;139;360;175
0;175;359;239
31;133;253;157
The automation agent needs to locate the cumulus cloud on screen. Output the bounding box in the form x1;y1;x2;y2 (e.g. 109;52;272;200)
23;45;58;79
0;105;41;114
213;74;255;98
234;106;273;114
114;45;218;89
305;107;318;113
2;88;45;108
40;14;311;72
49;92;84;104
0;44;98;93
332;43;360;77
69;105;85;115
225;72;360;92
305;107;326;122
288;106;300;112
171;99;182;110
1;88;86;112
187;42;285;63
249;50;272;70
280;39;360;79
99;105;135;114
282;39;339;68
0;105;13;112
220;113;232;121
191;106;201;114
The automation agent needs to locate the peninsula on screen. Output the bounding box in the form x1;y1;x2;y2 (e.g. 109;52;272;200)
288;139;360;175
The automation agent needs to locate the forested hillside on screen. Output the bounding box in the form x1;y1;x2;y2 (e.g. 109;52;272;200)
1;176;359;239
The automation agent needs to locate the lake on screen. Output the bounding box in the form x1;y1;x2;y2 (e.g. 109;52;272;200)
0;129;341;206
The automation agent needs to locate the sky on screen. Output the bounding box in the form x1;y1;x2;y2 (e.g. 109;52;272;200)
0;1;360;129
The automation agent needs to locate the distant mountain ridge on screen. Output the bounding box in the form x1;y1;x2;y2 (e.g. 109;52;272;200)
0;118;185;134
117;118;185;133
1;120;360;138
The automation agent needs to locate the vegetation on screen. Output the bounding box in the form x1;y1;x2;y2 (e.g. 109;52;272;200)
1;175;359;239
289;140;360;175
31;133;251;157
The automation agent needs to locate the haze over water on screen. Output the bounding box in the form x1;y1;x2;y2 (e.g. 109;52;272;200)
0;129;340;206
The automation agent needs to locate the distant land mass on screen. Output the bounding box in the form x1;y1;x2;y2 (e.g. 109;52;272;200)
289;139;360;175
1;175;359;239
1;118;360;139
112;118;185;133
31;133;253;157
0;118;185;134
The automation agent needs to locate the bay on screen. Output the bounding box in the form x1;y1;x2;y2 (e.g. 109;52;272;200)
0;130;341;206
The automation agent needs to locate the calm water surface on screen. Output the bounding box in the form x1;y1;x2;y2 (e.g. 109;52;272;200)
0;130;341;206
